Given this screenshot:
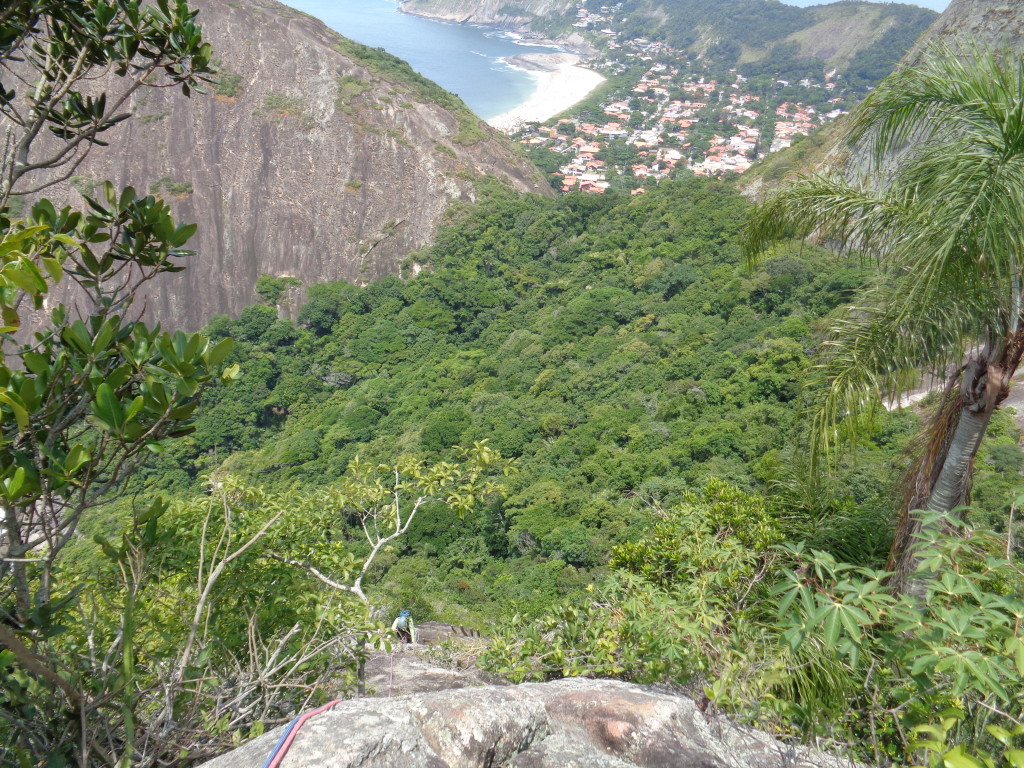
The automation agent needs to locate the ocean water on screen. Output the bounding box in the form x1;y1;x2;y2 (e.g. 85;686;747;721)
284;0;558;119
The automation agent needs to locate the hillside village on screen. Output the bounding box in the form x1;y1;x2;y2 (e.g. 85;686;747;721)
518;2;851;193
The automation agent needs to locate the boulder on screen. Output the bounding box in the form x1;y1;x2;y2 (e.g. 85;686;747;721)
201;678;859;768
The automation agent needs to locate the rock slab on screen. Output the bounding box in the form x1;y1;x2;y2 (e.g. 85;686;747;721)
202;678;858;768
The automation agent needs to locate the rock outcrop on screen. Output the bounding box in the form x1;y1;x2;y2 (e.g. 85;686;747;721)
362;622;494;698
399;0;575;32
27;0;551;331
904;0;1024;62
363;651;497;699
202;678;857;768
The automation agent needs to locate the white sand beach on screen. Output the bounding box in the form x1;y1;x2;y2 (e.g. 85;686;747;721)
488;53;605;134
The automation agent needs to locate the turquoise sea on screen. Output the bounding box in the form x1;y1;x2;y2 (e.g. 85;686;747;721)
284;0;559;119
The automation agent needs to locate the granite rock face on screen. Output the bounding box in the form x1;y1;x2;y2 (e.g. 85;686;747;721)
201;678;858;768
904;0;1024;63
842;0;1024;183
25;0;550;331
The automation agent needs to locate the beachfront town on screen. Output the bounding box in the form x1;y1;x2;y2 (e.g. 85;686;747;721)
516;2;852;194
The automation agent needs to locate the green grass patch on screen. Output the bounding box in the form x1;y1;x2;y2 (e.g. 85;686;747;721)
69;176;98;197
149;177;194;197
336;75;371;110
137;109;171;124
257;92;316;131
214;72;243;98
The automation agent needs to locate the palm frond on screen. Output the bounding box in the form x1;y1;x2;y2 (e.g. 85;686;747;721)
742;175;910;270
745;44;1024;473
847;44;1024;174
802;274;999;470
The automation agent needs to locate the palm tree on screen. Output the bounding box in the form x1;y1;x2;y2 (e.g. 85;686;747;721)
743;46;1024;592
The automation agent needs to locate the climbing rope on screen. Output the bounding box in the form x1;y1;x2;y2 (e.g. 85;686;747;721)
260;699;342;768
388;650;396;697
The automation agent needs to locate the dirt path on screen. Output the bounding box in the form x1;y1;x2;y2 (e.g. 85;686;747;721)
361;621;500;699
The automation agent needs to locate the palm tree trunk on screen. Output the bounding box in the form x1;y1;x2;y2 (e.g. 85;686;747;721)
888;335;1024;593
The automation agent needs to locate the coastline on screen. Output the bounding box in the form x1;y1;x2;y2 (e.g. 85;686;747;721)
488;53;605;134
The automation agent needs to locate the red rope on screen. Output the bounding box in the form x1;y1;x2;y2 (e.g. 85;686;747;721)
264;699;341;768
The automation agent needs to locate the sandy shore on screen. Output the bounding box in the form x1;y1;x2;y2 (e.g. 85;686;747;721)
488;53;605;134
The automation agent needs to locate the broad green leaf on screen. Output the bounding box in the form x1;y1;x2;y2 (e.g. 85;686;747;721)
985;725;1011;746
64;445;90;474
942;747;983;768
823;608;841;647
93;382;124;430
22;352;49;376
207;337;234;365
41;257;62;282
5;466;26;499
221;362;240;382
0;392;29;431
4;265;42;294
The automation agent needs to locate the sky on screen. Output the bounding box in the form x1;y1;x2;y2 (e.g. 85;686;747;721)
782;0;949;10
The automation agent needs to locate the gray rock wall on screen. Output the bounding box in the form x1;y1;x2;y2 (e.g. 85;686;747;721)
904;0;1024;63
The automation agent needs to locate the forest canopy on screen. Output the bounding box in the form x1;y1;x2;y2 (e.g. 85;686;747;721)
1;2;1021;766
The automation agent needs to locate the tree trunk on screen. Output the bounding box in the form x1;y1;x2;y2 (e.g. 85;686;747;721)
887;335;1024;593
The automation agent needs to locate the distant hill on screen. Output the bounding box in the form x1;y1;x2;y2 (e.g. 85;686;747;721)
402;0;936;84
614;0;936;81
399;0;576;31
742;0;1024;196
29;0;551;331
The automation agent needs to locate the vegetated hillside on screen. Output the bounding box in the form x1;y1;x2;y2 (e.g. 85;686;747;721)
28;0;550;331
742;0;1024;196
405;0;936;83
120;180;886;620
125;178;1022;624
612;0;936;83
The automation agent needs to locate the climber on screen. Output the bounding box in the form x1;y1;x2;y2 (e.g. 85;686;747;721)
391;609;415;645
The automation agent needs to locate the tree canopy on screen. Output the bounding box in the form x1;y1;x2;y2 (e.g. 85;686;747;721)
0;2;235;765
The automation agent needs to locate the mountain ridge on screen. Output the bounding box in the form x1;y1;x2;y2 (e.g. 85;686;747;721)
740;0;1024;197
399;0;576;31
400;0;937;79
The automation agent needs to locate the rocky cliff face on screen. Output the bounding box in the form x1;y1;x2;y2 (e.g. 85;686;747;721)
201;678;857;768
904;0;1024;62
840;0;1024;179
31;0;551;331
399;0;575;32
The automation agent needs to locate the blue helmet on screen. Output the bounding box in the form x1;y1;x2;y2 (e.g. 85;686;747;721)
400;609;411;616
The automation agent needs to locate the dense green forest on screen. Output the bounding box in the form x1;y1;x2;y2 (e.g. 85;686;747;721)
11;146;1024;768
2;2;1023;767
103;169;1015;768
128;178;917;620
99;177;1023;765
